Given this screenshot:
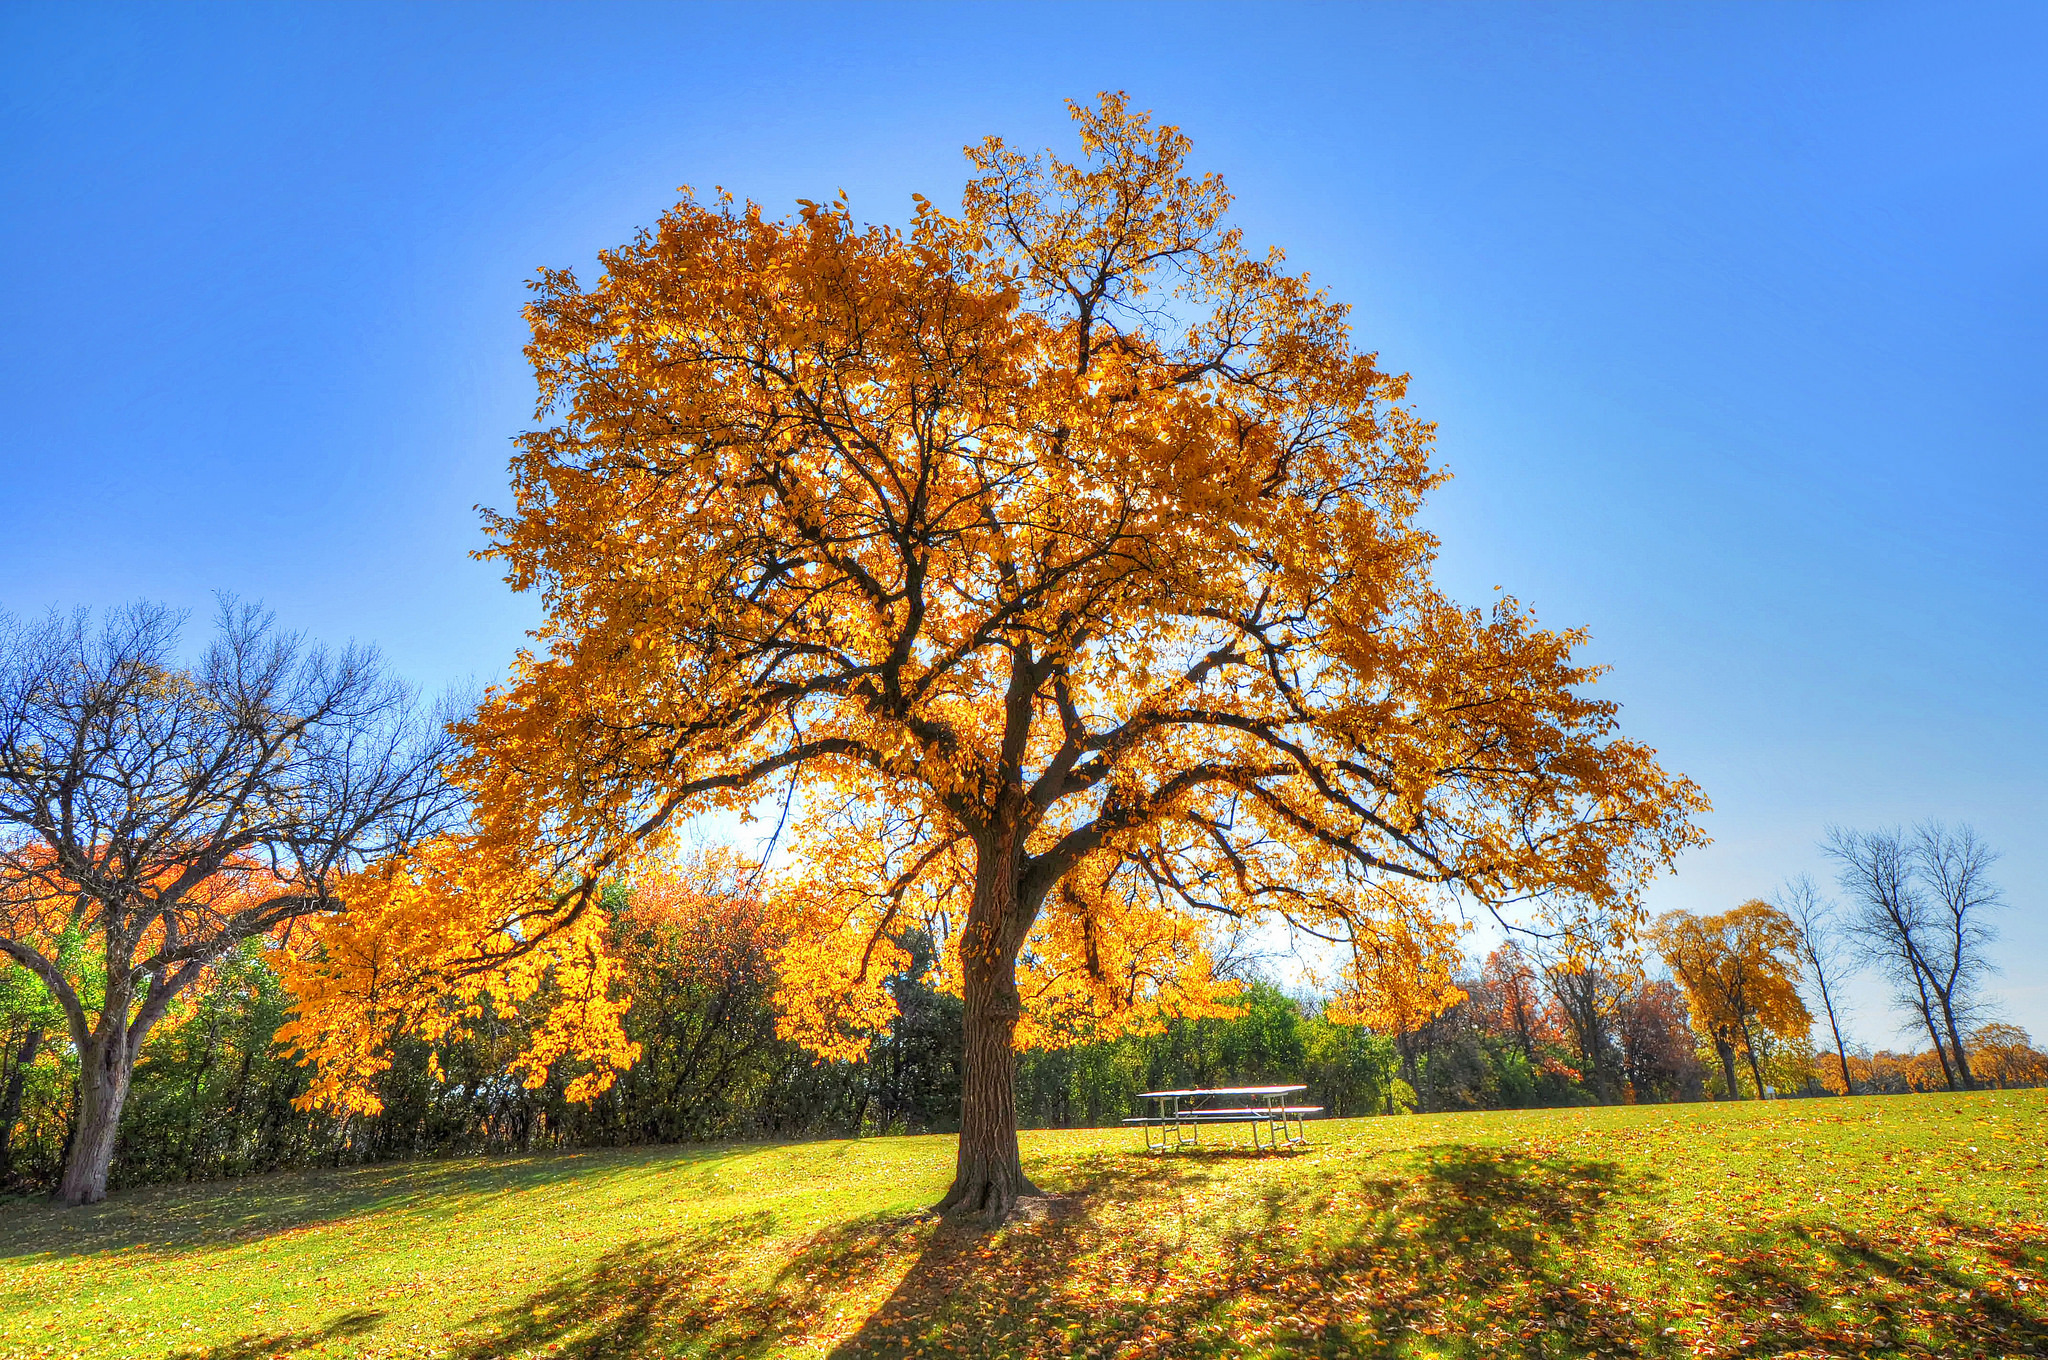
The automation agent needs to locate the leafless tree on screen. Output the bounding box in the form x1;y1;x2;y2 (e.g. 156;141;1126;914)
0;601;461;1204
1775;874;1857;1095
1908;822;2003;1089
1824;824;2004;1091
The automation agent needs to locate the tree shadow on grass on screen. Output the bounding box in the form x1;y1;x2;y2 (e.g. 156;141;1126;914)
825;1144;1650;1359
433;1147;1640;1359
434;1165;1185;1359
192;1307;384;1360
824;1144;2048;1359
0;1144;760;1262
427;1142;2048;1360
442;1205;953;1359
1683;1212;2048;1358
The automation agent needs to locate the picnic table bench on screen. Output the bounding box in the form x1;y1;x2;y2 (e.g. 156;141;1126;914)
1123;1084;1321;1152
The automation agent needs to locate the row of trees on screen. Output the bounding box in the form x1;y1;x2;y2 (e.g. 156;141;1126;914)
0;853;1409;1194
0;593;2024;1192
2;833;2037;1196
1640;820;2018;1101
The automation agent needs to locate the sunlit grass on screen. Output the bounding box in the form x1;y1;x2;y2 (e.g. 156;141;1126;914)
2;1090;2042;1358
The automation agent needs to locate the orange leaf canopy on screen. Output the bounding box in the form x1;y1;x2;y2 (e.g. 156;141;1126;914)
284;97;1705;1110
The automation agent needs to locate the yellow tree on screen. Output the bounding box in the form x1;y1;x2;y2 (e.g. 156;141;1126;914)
289;96;1704;1218
1654;900;1810;1099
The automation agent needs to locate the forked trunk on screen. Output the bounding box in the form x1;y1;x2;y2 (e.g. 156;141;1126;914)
59;1035;132;1206
1713;1033;1742;1100
1740;1028;1769;1100
934;830;1040;1221
1936;997;1976;1090
1906;966;1958;1090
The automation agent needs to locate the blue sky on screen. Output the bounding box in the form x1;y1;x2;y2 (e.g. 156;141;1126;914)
3;1;2042;1045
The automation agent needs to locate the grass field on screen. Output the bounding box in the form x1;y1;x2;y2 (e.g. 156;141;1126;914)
1;1091;2043;1360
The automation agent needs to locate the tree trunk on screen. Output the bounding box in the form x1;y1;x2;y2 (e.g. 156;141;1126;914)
0;1028;45;1180
1917;1005;1956;1089
934;831;1039;1221
1738;1019;1769;1099
1905;964;1958;1090
59;1035;134;1206
1819;995;1855;1096
1934;992;1976;1090
1714;1034;1742;1100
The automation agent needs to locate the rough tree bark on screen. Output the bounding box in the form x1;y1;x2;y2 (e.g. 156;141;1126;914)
59;1033;135;1206
934;831;1042;1220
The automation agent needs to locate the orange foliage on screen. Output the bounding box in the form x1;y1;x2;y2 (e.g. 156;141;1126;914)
0;846;293;1020
613;850;775;991
1654;900;1810;1095
1969;1024;2048;1089
277;837;637;1116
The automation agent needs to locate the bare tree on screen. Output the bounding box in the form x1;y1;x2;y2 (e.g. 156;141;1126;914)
1776;874;1857;1095
0;602;460;1204
1825;826;1956;1088
1908;822;2003;1089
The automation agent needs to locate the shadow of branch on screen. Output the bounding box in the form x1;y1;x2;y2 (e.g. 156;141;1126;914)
202;1307;383;1360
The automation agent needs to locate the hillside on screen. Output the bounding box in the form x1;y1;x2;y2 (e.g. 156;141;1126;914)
3;1091;2043;1359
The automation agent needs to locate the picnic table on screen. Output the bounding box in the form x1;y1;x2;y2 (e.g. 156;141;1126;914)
1123;1084;1321;1152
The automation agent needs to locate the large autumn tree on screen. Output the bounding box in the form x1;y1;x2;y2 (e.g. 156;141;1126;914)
290;96;1703;1219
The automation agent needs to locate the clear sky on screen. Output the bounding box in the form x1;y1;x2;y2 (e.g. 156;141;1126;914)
3;1;2042;1045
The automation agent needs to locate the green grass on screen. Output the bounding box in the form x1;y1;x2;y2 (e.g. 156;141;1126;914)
2;1091;2043;1359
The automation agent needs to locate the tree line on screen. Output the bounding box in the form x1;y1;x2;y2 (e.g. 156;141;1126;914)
5;823;2034;1197
0;599;2031;1194
1643;823;2030;1100
0;860;1404;1195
